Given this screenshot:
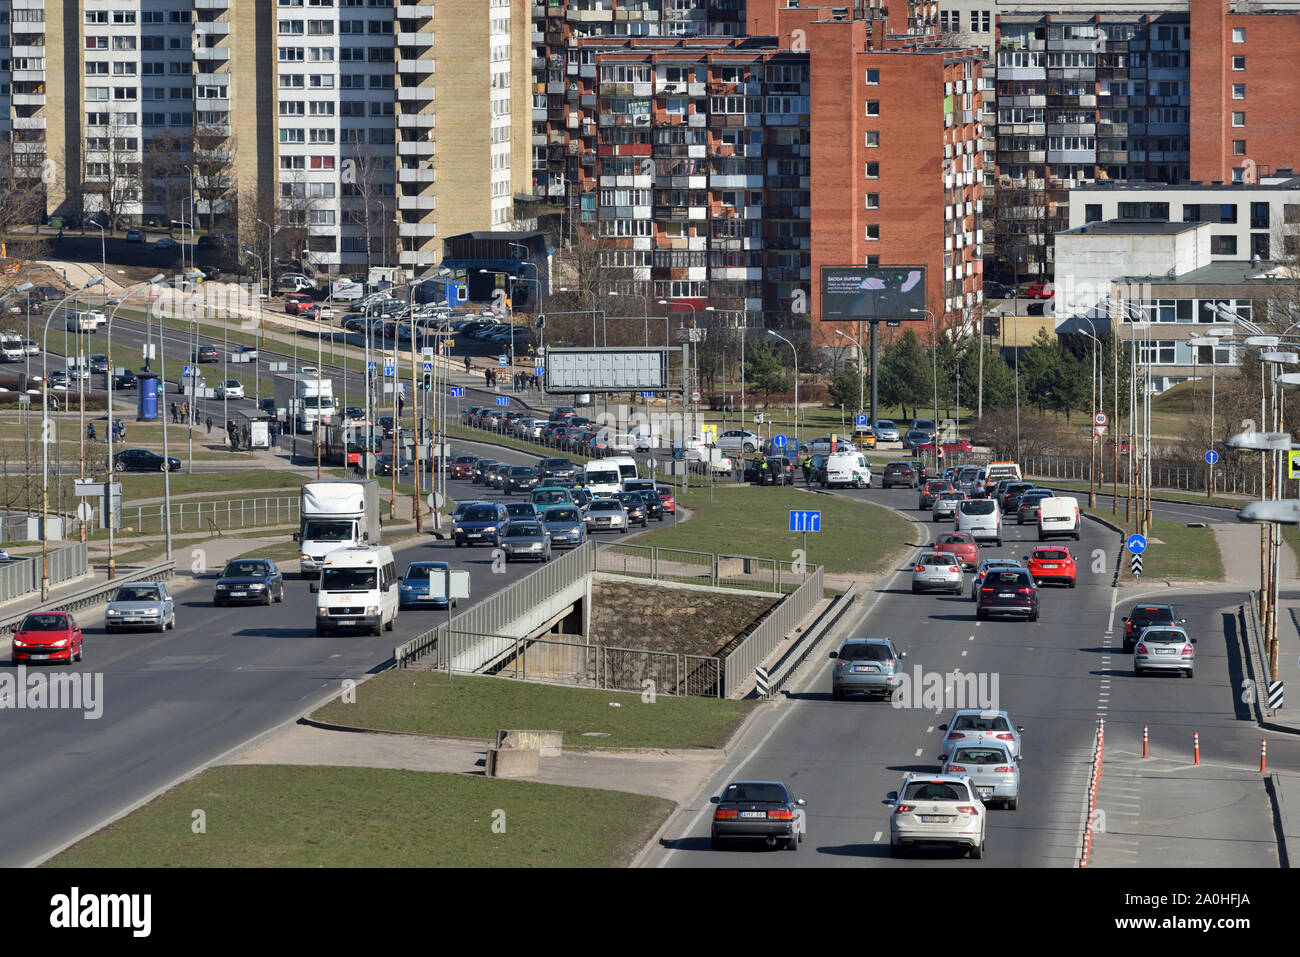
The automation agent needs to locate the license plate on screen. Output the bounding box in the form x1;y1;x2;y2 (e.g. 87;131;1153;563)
29;654;49;660
1041;564;1057;569
1156;648;1176;655
337;619;356;626
927;576;947;582
999;593;1013;598
740;811;767;819
977;787;994;799
418;595;435;601
921;815;950;823
854;665;879;673
467;533;481;538
125;618;143;623
230;591;247;597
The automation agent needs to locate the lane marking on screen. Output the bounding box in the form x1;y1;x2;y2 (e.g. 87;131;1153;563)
915;748;924;757
873;831;882;842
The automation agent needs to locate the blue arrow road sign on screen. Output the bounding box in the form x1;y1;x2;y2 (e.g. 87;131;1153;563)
1126;533;1148;554
496;396;510;407
789;509;821;533
383;364;395;376
639;391;656;399
449;386;465;398
498;354;508;367
1205;449;1219;465
855;412;870;428
772;434;787;449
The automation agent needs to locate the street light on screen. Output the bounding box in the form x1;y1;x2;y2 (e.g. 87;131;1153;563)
767;330;799;449
834;329;864;419
40;277;103;600
909;308;939;431
707;306;745;430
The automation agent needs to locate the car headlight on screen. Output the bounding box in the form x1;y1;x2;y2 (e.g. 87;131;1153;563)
52;638;68;647
484;526;496;534
143;608;159;616
365;606;379;616
454;527;463;534
570;527;581;534
106;609;120;616
317;607;328;617
301;554;311;562
12;638;25;647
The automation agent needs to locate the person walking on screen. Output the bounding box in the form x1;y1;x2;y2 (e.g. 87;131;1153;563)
170;401;178;424
484;367;491;387
802;453;813;485
205;415;212;435
464;356;472;374
226;419;238;452
180;400;189;424
87;422;96;441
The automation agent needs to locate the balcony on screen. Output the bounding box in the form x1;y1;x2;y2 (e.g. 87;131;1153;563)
399;195;438;211
194;46;230;61
397;5;437;16
398;84;436;100
12;45;44;59
398;59;437;74
196;0;231;8
13;70;43;83
398;112;436;128
398;32;435;47
196;21;231;35
398;222;439;238
399;250;432;267
11;93;44;107
12;116;45;130
397;140;437;156
567;8;613;22
399;166;437;183
195;97;230;112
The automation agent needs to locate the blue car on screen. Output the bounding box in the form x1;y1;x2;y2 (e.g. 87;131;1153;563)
454;502;509;547
541;504;586;549
399;561;454;609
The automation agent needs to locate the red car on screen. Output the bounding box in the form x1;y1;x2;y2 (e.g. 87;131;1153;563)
12;611;83;665
449;456;477;479
655;486;676;513
285;292;315;314
1027;546;1077;587
1024;283;1054;299
941;439;974;454
933;531;978;571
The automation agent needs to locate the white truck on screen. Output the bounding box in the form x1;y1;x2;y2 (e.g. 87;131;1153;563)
273;372;336;433
295;479;381;578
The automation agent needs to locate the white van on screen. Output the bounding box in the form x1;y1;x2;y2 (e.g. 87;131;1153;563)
1037;495;1081;541
311;545;399;636
822;451;872;488
583;461;623;496
0;335;24;362
605;455;639;485
65;311;97;333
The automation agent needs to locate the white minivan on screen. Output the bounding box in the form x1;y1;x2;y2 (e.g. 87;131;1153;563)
823;452;872;488
1037;495;1081;541
605;455;638;486
311;545;399;636
582;461;623;496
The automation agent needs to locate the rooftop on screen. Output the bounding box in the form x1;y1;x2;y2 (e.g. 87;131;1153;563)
1058;220;1202;237
1072;173;1300;192
1118;260;1290;286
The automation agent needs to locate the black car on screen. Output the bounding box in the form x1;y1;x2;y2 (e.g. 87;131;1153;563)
1121;603;1186;653
503;466;539;495
375;453;409;477
29;285;65;304
975;569;1039;621
635;489;665;521
905;459;929;484
902;429;931;452
537;457;576;481
1017;488;1054;525
882;461;920;488
213;558;285;606
1000;482;1036;513
918;479;952;510
614;491;649;527
193;344;219;363
471;459;499;484
113;369;139;390
378;415;395;438
710;780;806;851
113;448;181;472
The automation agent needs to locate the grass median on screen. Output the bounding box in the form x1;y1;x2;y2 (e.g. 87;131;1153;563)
1084;507;1225;583
46;765;671;868
313;670;753;750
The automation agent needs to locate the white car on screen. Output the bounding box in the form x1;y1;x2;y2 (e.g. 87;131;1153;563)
939;709;1025;762
715;429;763;454
278;274;317;292
215;379;244;399
911;550;964;595
889;773;987;858
23;339;39;355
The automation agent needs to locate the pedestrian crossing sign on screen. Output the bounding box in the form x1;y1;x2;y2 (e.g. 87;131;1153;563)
1290;450;1300;479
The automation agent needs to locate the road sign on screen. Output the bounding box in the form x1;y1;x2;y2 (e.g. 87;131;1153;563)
886;320;901;327
1095;425;1106;437
1131;553;1143;577
754;413;764;424
1269;680;1284;709
701;424;717;444
772;434;787;449
76;502;94;523
1289;450;1300;479
423;361;433;373
383;363;395;376
855;412;870;428
183;365;193;376
498;354;508;367
755;667;770;697
495;396;510;406
422;346;435;357
75;480;121;497
449;386;465;398
534;363;544;376
1126;533;1148;554
639;392;656;399
1207;449;1221;467
691;391;700;403
1094;411;1107;426
367;361;377;372
426;492;444;511
789;509;821;533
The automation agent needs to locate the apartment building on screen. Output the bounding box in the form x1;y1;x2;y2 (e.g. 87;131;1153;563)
0;0;529;276
530;0;747;203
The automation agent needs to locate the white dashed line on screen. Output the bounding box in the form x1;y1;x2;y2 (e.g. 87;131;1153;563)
873;831;883;842
915;748;924;757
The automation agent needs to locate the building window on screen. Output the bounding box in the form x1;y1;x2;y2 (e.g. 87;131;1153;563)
1085;204;1102;223
865;162;879;179
865;224;879;241
1252;233;1269;259
865;131;879;148
865;100;879;116
866;255;879;266
1211;235;1238;255
1232;27;1245;43
1251;202;1269;229
1232;111;1245;127
1232;84;1245;99
1232;56;1245;70
1232;167;1245;184
866;193;879;209
1230;140;1246;156
865;69;879;85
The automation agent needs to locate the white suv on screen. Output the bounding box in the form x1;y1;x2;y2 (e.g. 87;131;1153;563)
956;499;1002;546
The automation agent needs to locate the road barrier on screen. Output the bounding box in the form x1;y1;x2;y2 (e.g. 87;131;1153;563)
0;543;89;604
121;496;300;534
0;559;175;633
593;540;811;594
1194;731;1201;765
1019;453;1264;497
723;565;824;699
1080;716;1105;868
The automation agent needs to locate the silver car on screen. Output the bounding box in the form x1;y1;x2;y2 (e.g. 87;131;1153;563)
940;710;1025;762
970;558;1025;600
499;521;552;563
104;581;175;633
943;742;1020;809
932;490;965;522
829;637;907;700
584;498;628;533
955;499;1002;546
889;773;987;858
1133;625;1196;678
912;550;964;595
873;420;900;442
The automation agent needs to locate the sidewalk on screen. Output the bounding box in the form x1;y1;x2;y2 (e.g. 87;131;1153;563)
1211;522;1298;587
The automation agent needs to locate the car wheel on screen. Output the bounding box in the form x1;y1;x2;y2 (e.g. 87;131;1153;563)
384;615;394;632
1006;797;1018;810
953;584;963;595
710;833;724;851
911;584;920;594
1068;578;1076;588
832;687;843;701
214;599;224;608
315;625;328;637
156;621;166;633
976;608;986;620
455;540;463;548
889;842;903;858
114;460;126;472
1186;668;1194;679
995;539;1003;547
969;840;984;860
1028;608;1039;622
786;837;799;851
75;643;83;663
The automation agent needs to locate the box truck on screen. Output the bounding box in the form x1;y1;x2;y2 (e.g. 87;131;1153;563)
273;372;335;433
295;479;381;578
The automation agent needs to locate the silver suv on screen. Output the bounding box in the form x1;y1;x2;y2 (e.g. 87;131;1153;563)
829;637;907;701
956;499;1003;546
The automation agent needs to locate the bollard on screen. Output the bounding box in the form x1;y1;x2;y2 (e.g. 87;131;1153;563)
1260;739;1267;773
1193;731;1200;766
1142;725;1148;758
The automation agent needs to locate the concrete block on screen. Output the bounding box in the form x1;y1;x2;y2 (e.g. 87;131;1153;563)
497;729;563;757
485;747;540;778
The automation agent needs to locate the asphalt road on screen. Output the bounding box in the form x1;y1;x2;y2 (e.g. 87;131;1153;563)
0;437;566;867
644;481;1300;868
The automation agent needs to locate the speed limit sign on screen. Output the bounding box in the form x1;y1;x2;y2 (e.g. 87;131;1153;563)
1094;411;1107;426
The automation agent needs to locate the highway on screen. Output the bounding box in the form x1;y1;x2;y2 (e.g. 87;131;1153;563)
0;436;558;867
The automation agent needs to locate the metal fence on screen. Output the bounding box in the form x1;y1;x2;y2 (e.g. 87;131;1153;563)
723;565;825;699
475;631;722;698
593;541;811;594
0;542;90;604
0;559;175;633
120;496;300;534
1019;454;1266;497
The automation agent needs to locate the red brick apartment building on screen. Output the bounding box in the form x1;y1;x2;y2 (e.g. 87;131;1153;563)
1189;0;1300;186
565;1;983;347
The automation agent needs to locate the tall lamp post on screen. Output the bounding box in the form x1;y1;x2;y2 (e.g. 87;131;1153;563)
767;330;799;449
909;308;940;430
834;329;865;419
706;306;746;428
1075;316;1102;508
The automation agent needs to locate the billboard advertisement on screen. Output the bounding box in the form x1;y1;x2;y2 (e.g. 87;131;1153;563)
820;265;927;321
543;347;669;394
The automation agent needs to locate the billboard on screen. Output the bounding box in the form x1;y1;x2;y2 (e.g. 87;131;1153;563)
543;347;669;394
820;265;927;321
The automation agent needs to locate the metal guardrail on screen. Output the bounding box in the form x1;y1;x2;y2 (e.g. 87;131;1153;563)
723;565;825;699
122;497;300;534
1020;454;1264;497
0;559;176;633
593;541;810;594
0;543;89;604
765;581;859;697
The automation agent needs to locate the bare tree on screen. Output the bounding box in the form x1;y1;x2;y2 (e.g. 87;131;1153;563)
342;145;395;274
84;131;142;232
191;123;235;232
141;129;191;231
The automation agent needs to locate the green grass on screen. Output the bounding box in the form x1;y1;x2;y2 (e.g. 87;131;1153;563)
313;670;754;750
45;765;671;868
630;484;915;576
1084;507;1225;583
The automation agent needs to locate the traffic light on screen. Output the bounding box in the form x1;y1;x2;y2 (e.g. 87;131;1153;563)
536;314;545;329
983;315;1001;337
422;372;432;391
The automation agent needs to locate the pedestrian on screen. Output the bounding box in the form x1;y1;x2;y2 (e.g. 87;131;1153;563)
87;422;96;441
170;401;178;424
56;228;63;243
205;415;212;435
802;454;813;485
181;400;189;423
226;419;238;451
484;368;491;386
464;356;471;374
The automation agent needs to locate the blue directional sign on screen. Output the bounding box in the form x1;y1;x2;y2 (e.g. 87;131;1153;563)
855;412;870;428
495;396;510;407
383;363;395;376
639;392;656;399
449;386;465;398
772;434;787;449
789;509;821;533
1205;449;1219;466
366;361;377;373
498;354;508;367
1126;533;1148;555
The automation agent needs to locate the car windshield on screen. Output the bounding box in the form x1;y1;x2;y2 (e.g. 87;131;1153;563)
952;748;1010;765
1036;550;1070;561
404;565;441;582
961;501;996;515
959;469;979;480
321;568;377;591
920;553;952;566
981;561;1020;574
1143;629;1184;643
939;492;964;502
986;572;1027;587
953;714;1012;732
223;561;271;578
20;614;68;631
115;586;160;602
506;504;535;518
533;491;566;503
543;459;570;468
463;507;499;522
1131;607;1173;625
547;508;580;523
722;783;788;804
903;781;968;802
1007;485;1033;495
455;457;476;464
838;643;892;661
1023;491;1053;501
590;502;619;512
510;467;533;476
507;525;543;537
939;534;971;545
303;521;355;541
876;421;895;429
